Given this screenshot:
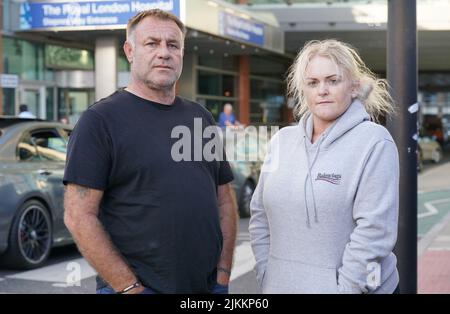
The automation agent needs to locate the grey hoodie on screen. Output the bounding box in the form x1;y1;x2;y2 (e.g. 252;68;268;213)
249;100;399;294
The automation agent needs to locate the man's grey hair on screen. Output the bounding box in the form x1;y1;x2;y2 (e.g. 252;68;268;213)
126;9;186;47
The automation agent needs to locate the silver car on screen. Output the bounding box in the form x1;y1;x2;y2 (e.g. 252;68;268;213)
225;128;267;218
0;117;73;269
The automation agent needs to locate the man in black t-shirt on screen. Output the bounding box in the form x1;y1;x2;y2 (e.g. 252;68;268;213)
63;9;237;294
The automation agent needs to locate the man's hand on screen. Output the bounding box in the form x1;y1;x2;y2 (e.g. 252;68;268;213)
216;183;238;287
64;184;139;293
216;268;231;286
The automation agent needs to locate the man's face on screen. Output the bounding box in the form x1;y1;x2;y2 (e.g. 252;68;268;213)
126;17;184;91
224;105;232;115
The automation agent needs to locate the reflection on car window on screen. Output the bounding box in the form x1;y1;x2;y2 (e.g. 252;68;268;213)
31;129;67;162
60;128;72;141
17;136;39;162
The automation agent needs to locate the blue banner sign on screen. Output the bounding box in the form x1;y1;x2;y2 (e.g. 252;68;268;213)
218;11;264;46
20;0;181;30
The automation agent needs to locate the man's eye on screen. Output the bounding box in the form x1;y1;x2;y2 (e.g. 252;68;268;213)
168;44;179;49
147;42;157;47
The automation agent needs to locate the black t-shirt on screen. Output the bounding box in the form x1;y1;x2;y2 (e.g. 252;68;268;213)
63;90;234;293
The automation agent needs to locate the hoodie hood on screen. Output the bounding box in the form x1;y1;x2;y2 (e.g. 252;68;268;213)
299;99;370;148
298;99;370;227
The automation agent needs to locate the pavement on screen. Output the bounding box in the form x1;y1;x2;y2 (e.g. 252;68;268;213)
418;158;450;294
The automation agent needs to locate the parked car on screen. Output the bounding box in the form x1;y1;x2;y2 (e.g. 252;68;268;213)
422;115;449;147
221;128;268;218
0;117;73;269
418;136;443;164
0;117;269;269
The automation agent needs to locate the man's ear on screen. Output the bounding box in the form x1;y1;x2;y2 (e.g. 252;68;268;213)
123;41;134;64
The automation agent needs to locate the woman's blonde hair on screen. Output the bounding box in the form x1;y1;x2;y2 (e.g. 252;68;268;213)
286;39;395;123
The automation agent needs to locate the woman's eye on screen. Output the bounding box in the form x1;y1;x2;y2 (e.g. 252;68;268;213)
329;79;340;85
307;81;317;87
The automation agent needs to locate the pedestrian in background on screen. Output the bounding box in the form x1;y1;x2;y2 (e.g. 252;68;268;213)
218;103;240;128
18;104;36;119
249;39;400;294
63;9;237;294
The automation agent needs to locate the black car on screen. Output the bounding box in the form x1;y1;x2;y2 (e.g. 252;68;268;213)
0;117;73;269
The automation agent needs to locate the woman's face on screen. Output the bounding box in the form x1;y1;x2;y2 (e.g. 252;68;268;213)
303;55;356;130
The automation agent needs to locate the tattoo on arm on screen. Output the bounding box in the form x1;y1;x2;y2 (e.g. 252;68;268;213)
75;185;90;199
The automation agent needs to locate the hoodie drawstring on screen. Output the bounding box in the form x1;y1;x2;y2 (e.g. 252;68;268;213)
303;135;324;227
299;100;368;228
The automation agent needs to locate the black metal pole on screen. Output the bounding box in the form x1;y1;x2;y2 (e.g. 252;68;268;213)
386;0;418;294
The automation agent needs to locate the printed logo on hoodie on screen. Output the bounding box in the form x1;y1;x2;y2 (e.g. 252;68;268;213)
315;173;342;185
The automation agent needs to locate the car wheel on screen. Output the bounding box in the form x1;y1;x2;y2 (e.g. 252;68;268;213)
3;200;52;269
432;147;443;163
238;181;255;218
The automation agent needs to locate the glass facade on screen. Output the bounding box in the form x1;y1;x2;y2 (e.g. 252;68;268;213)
45;44;94;71
58;89;95;125
118;54;131;72
2;89;15;116
196;56;238;121
3;37;45;81
231;0;387;4
198;55;238;72
2;36;96;121
46;87;56;120
249;56;287;124
250;78;284;123
419;73;450;117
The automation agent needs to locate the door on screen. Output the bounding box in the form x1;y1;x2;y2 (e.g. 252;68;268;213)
19;86;46;119
17;127;70;243
58;89;93;125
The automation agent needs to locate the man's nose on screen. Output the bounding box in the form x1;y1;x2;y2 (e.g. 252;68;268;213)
156;43;171;58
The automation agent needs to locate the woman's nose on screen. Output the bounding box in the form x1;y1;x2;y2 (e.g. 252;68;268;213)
318;81;329;95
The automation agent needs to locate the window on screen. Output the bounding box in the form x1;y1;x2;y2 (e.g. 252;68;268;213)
3;37;45;81
198;71;236;97
45;44;94;70
60;128;72;141
2;89;15;116
24;129;67;162
17;135;39;162
250;78;284;124
198;56;237;72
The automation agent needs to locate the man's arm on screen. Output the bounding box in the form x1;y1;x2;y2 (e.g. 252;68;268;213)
216;183;238;285
64;184;144;294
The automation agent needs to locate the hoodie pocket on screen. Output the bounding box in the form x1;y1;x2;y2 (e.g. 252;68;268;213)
262;255;339;294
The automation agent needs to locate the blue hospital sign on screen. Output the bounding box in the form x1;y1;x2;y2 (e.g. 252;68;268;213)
19;0;181;30
218;11;264;46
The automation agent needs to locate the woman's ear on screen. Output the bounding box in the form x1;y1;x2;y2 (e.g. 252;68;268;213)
351;80;360;99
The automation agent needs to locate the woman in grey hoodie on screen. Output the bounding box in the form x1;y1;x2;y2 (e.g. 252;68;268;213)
249;39;399;294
